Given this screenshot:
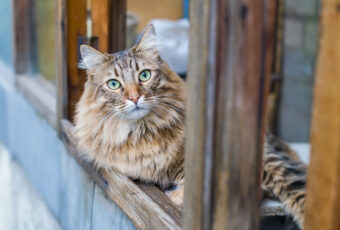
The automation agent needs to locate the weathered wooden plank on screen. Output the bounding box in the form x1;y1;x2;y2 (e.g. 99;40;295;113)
184;0;268;229
60;119;182;230
304;1;340;230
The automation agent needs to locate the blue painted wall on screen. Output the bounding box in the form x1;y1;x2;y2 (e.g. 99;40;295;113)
0;0;14;68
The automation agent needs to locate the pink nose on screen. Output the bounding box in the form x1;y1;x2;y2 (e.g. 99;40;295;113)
129;94;141;104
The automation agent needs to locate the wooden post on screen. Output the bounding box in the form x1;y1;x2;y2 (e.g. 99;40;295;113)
13;0;33;73
184;0;268;229
56;0;126;130
56;0;87;127
304;1;340;229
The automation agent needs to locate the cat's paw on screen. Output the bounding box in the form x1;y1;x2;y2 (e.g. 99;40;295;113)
164;184;184;207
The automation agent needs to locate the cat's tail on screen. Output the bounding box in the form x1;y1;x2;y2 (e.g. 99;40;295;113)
262;133;307;228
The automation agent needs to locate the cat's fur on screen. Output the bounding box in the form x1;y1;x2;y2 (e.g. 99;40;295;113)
74;25;306;228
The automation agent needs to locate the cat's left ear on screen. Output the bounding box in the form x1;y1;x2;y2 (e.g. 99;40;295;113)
133;24;158;58
79;45;108;69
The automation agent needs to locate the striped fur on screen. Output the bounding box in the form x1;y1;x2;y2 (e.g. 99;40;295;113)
263;133;306;228
74;25;186;190
74;24;306;227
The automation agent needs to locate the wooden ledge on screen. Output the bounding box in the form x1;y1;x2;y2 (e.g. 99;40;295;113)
60;119;285;230
61;119;182;230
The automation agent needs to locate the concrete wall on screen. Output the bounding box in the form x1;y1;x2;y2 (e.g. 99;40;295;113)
277;0;319;142
0;60;136;230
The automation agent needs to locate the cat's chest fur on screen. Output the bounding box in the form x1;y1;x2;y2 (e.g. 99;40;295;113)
78;117;183;187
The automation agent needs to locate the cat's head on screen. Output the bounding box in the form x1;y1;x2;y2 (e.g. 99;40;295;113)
79;24;184;121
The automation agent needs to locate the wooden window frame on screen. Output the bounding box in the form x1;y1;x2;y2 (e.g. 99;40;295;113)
12;0;288;229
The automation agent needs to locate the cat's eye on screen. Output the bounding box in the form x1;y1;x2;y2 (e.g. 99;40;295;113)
107;79;121;90
139;70;151;82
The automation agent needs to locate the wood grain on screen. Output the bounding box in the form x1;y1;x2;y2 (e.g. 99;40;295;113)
304;1;340;229
184;0;268;229
61;119;182;230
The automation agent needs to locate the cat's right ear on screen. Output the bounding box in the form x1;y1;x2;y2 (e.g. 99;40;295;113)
79;45;107;69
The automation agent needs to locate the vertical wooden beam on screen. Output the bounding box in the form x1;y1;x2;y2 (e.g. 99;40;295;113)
184;0;268;229
65;0;87;121
56;0;87;125
12;0;33;73
304;1;340;229
263;0;279;131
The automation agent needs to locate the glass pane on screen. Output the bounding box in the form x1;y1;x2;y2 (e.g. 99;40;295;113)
33;0;56;83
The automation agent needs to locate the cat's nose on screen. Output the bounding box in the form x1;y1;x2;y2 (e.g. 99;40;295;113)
129;94;141;104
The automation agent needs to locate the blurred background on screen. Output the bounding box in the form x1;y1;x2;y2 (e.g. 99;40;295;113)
0;0;318;229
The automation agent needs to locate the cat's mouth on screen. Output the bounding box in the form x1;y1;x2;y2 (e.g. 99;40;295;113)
124;105;150;120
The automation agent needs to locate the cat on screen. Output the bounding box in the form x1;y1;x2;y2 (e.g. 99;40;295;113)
74;24;306;228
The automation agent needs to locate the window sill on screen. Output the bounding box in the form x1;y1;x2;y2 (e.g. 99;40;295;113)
16;75;57;129
60;119;285;230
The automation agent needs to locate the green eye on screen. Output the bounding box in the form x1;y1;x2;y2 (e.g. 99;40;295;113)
139;70;151;82
107;79;121;90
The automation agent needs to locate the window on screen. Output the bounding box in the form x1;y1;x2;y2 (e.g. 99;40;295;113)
33;0;56;83
13;0;57;128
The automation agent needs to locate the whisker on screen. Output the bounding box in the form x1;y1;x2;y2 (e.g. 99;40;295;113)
153;103;184;116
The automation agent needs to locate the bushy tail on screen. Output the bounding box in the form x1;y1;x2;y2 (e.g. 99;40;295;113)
262;133;307;228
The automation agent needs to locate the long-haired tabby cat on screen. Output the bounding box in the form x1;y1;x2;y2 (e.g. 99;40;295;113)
74;25;306;228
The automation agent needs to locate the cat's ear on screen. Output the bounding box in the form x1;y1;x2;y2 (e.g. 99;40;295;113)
134;24;158;58
79;45;107;69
